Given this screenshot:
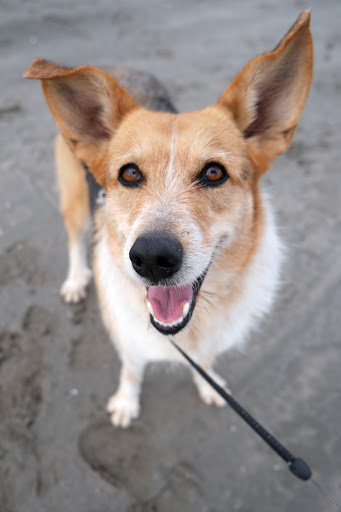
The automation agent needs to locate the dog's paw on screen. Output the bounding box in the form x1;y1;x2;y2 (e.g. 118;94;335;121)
194;370;230;407
60;268;92;303
106;393;140;428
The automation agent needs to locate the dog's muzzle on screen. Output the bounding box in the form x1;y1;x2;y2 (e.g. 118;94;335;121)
129;232;209;336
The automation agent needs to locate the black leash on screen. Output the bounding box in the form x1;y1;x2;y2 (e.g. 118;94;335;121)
170;338;341;510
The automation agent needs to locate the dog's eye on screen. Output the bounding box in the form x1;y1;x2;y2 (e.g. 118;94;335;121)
118;164;143;187
205;165;224;181
197;163;228;187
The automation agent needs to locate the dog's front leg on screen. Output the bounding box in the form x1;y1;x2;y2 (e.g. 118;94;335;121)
106;358;145;428
55;134;92;303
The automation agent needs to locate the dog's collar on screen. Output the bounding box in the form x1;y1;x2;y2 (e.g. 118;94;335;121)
82;162;105;215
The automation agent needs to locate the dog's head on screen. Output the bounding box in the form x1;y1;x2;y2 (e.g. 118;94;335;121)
24;11;313;335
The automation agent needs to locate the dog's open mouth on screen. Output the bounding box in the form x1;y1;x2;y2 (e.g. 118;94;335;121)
146;271;207;335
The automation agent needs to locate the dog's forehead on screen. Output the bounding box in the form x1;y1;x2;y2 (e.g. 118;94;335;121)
110;106;245;168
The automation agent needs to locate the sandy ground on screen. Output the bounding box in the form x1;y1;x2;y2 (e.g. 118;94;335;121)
1;1;341;511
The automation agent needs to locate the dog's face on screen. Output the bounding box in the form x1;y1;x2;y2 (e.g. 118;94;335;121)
103;107;252;333
23;10;313;335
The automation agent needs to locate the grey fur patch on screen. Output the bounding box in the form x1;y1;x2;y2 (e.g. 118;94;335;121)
103;66;177;113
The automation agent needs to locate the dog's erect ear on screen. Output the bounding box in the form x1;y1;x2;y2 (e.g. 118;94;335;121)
23;59;138;185
217;10;313;175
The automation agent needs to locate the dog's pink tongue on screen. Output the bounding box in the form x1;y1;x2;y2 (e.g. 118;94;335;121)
148;285;193;323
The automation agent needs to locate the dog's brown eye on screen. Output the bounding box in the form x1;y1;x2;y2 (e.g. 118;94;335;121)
123;167;139;182
118;164;143;188
197;162;228;188
205;165;223;182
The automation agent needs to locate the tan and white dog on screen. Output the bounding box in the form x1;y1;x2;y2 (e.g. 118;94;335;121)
24;11;313;428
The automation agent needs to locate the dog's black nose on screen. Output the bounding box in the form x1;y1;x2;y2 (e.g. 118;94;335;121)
129;233;183;283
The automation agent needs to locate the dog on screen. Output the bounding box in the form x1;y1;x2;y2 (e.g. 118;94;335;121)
23;11;313;428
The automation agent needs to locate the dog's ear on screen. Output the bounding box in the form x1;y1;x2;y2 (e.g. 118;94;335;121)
217;10;313;175
23;59;138;185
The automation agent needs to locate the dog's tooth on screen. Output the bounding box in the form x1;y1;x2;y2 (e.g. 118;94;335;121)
182;302;190;317
147;300;154;316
